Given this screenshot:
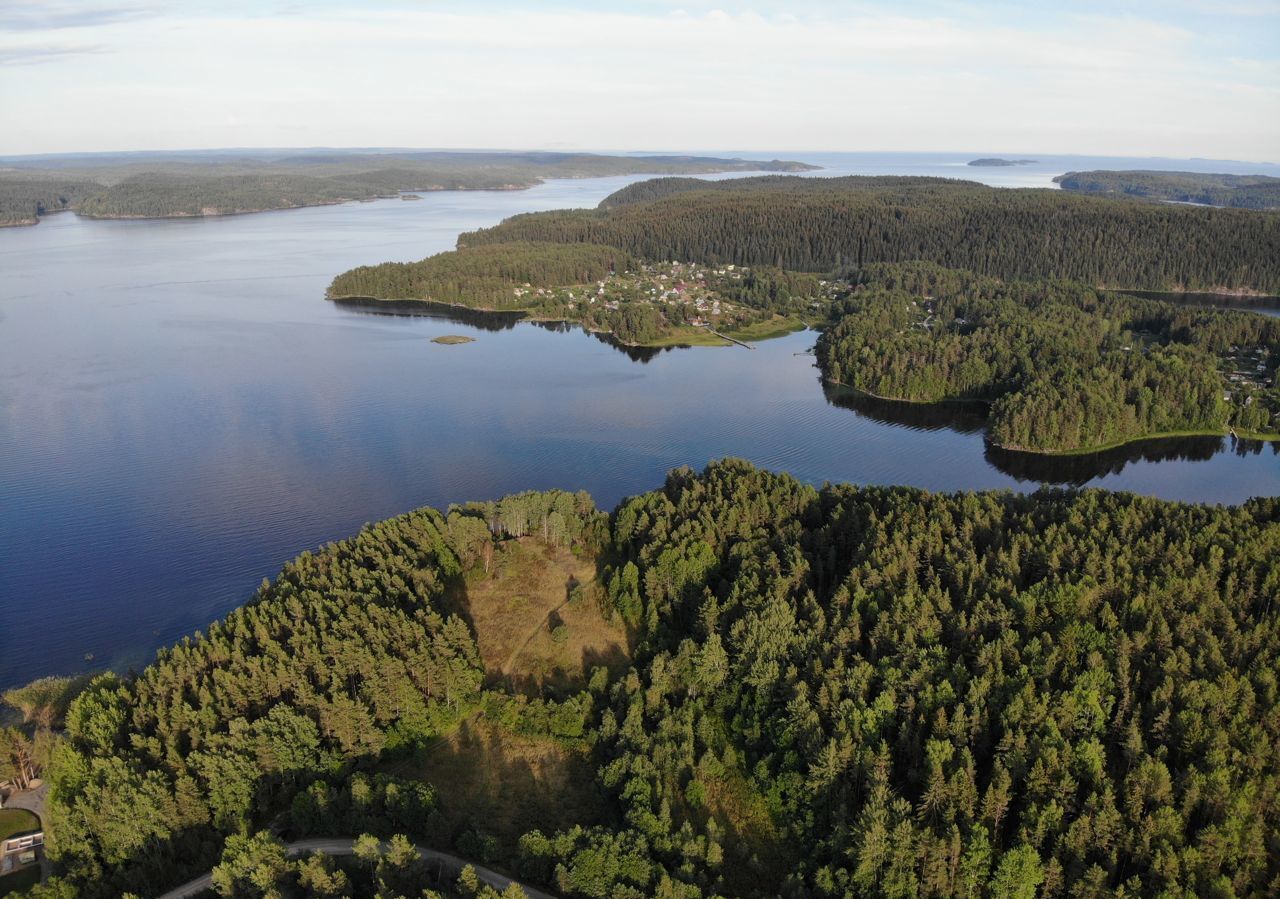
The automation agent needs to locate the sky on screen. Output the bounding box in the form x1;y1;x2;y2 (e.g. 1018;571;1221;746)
1;0;1278;160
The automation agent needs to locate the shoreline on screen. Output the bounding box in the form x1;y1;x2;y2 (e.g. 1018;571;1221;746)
1000;426;1280;457
825;379;1279;455
10;162;818;228
329;293;805;349
72;184;540;222
825;379;992;408
1105;284;1279;300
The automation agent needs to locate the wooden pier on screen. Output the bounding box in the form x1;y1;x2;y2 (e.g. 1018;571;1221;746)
700;324;753;349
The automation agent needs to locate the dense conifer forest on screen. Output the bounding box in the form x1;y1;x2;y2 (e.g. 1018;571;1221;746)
0;152;815;223
1054;171;1280;211
460;175;1280;294
9;461;1280;898
816;263;1280;451
0;176;102;226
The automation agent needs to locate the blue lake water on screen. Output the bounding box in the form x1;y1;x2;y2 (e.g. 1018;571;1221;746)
2;154;1278;687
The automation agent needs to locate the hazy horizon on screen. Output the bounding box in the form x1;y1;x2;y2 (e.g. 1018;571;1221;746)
2;1;1276;160
3;146;1278;169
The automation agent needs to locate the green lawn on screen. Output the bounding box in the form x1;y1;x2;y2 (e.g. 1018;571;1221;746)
0;810;41;898
641;315;810;348
0;809;39;843
724;314;809;342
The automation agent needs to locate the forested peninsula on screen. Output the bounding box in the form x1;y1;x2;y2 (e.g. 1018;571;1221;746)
327;242;822;347
0;151;817;225
330;175;1280;452
1054;170;1280;211
7;460;1279;898
817;263;1280;452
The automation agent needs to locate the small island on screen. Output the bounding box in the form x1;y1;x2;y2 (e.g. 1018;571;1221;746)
967;157;1038;166
430;334;474;345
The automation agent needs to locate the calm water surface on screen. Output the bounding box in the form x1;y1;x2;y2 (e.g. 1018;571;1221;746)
2;156;1278;687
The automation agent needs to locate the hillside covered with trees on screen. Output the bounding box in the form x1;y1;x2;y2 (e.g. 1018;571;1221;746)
1054;170;1280;211
26;489;603;897
816;263;1280;452
0;151;816;223
12;461;1280;898
460;175;1280;294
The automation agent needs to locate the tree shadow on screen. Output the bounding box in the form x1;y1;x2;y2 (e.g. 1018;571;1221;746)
822;380;990;434
331;297;524;331
439;569;479;652
581;644;630;681
984;433;1227;485
415;717;612;859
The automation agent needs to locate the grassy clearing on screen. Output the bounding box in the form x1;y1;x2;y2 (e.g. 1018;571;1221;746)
0;809;39;843
387;716;610;855
640;327;732;348
724;315;809;342
445;538;629;696
640;315;809;348
382;538;627;863
385;537;624;861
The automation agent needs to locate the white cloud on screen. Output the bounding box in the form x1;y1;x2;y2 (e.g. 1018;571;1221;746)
0;43;106;65
0;0;159;31
0;4;1275;159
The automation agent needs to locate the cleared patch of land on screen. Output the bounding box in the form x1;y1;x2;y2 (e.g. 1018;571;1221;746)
725;314;810;342
387;716;610;854
380;537;624;861
0;808;41;898
446;537;629;695
0;809;39;843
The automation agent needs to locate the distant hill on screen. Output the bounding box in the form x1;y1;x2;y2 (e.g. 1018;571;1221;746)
1054;170;1280;210
0;150;819;224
